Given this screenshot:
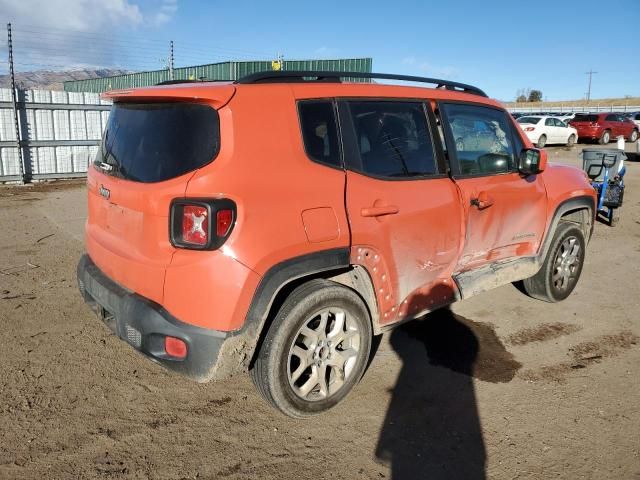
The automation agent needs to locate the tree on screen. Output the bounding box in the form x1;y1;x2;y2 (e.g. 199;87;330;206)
516;94;527;103
528;89;543;102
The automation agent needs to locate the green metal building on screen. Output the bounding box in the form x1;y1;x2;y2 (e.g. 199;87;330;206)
63;58;373;93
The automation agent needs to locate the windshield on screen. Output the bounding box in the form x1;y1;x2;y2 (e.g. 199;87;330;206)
94;102;220;183
517;117;541;125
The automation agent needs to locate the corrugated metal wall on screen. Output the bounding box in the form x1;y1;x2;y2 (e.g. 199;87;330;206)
0;88;111;182
64;58;373;93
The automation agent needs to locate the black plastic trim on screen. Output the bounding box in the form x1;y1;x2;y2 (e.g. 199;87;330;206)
242;248;350;331
77;255;226;382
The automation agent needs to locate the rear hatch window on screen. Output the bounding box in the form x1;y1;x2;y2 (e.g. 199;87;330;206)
572;114;598;123
95;102;220;183
517;116;541;124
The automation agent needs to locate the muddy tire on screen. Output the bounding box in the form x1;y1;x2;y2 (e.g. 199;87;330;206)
523;222;586;302
250;279;372;418
599;130;611;145
536;135;547;148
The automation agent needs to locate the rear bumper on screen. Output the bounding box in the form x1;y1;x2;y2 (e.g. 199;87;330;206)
77;254;226;382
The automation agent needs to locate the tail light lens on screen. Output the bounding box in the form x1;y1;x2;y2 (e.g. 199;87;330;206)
170;199;236;250
524;127;535;132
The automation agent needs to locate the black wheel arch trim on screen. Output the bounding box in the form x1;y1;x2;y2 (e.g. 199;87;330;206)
214;247;351;378
540;195;595;260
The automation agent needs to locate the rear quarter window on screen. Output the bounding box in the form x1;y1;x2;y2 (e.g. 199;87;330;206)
298;101;342;169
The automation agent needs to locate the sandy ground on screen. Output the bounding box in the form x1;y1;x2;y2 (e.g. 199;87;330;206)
1;145;639;480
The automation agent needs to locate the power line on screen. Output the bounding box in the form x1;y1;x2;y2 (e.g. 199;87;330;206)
585;70;598;101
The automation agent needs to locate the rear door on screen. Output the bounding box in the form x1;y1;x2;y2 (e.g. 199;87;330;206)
341;99;462;324
86;101;222;303
553;117;570;142
438;102;547;271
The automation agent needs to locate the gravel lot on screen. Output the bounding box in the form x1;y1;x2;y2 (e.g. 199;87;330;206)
1;144;639;479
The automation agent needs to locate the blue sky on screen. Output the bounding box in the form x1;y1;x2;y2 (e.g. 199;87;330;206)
3;0;639;101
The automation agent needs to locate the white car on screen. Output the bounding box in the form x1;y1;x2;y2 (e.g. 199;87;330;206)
627;112;640;129
516;115;578;148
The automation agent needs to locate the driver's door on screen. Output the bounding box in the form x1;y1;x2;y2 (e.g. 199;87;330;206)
438;102;547;272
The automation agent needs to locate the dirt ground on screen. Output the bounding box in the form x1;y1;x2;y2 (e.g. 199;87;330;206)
1;145;639;480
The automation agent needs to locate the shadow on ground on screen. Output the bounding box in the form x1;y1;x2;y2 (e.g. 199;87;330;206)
376;307;521;479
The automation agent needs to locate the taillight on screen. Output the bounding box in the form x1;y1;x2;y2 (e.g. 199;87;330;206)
182;205;208;246
524;127;535;132
170;199;236;250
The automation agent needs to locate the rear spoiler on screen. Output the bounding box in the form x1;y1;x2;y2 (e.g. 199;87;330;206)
101;84;236;109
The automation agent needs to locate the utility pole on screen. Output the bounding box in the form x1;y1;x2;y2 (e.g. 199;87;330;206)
169;40;174;80
7;23;25;183
585;69;597;102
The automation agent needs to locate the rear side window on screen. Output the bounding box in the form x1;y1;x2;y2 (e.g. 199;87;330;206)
298;101;341;168
573;114;598;122
347;101;437;178
95;103;219;183
441;103;516;176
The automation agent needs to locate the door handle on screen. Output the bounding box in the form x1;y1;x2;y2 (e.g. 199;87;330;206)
470;191;494;210
360;205;400;217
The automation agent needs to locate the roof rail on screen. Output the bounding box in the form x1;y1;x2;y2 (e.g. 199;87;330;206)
155;79;231;86
235;71;488;97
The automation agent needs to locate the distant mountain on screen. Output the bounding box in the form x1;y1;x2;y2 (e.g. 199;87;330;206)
0;69;131;91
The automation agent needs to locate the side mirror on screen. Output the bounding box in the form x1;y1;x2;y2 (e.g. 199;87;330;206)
518;148;547;175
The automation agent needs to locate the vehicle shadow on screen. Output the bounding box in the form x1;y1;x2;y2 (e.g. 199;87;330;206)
375;297;521;479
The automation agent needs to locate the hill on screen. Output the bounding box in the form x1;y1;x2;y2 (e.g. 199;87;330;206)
0;69;131;91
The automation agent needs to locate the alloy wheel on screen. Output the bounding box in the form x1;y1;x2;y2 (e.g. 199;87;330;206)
287;308;361;401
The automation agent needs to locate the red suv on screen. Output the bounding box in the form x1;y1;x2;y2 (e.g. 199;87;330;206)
77;71;596;417
569;112;639;144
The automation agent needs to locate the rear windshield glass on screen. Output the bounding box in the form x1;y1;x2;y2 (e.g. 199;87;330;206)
94;102;220;183
572;114;598;122
517;117;541;124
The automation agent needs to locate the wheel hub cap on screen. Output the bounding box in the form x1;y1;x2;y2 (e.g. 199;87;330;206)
552;236;581;291
287;308;361;401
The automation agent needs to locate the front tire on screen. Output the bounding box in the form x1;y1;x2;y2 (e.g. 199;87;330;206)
566;134;576;147
599;130;611;144
628;130;638;143
523;222;586;302
536;134;547;148
251;279;372;418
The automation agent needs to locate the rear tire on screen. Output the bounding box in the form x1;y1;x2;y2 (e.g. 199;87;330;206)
566;134;576;147
628;130;638;143
536;135;547;148
522;222;586;302
250;279;372;418
599;130;611;144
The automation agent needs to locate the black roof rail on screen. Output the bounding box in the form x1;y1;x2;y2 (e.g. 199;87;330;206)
235;71;488;97
155;79;230;86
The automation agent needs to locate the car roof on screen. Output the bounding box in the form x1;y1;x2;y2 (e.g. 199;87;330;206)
104;80;504;109
102;71;503;109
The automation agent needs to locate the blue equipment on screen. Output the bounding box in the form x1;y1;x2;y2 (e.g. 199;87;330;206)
581;148;626;226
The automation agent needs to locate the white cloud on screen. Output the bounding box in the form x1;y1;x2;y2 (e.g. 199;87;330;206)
0;0;179;71
401;56;459;79
314;46;340;57
0;0;143;32
150;0;178;26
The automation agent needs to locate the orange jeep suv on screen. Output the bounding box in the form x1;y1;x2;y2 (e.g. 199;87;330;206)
77;71;596;417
